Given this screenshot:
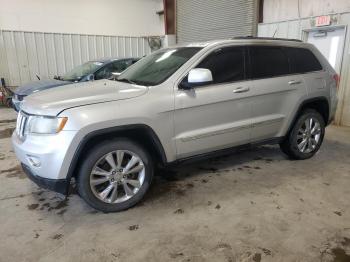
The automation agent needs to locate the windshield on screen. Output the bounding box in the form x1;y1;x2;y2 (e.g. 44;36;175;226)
61;61;104;81
117;47;201;86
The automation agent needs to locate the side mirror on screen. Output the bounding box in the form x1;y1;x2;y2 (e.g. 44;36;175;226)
188;68;213;84
180;68;213;89
87;74;94;81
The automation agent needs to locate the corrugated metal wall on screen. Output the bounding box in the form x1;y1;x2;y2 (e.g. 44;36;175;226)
176;0;258;43
0;30;152;87
258;12;350;126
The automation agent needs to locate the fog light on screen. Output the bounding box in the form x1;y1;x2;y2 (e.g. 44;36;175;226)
27;155;41;167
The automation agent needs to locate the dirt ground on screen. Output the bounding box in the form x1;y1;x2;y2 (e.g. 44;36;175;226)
0;106;350;262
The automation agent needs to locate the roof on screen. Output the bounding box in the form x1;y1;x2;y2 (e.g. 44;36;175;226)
173;37;309;49
232;36;302;42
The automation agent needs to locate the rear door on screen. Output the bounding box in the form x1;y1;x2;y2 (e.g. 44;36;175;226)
285;47;327;98
174;46;252;158
248;45;307;142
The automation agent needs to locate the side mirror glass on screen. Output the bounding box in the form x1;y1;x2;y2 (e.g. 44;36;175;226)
87;74;94;81
180;68;213;89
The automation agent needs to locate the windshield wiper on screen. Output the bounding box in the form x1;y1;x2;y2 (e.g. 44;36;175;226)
116;78;138;85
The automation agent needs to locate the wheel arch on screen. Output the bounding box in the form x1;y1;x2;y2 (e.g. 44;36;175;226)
65;124;167;193
287;97;330;135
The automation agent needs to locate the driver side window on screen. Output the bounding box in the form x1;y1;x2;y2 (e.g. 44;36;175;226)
95;63;114;80
181;46;245;87
95;60;132;80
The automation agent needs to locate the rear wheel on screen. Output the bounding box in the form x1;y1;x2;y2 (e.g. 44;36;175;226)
280;109;325;160
77;139;153;212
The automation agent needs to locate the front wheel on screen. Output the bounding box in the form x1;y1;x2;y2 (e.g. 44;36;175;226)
77;139;153;212
280;109;325;160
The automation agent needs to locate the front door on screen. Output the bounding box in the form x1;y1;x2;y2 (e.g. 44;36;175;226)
174;46;252;158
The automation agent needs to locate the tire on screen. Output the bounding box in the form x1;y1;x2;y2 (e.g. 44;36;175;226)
77;138;153;212
280;109;325;160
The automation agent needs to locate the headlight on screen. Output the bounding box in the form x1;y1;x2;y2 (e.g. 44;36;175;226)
26;116;68;134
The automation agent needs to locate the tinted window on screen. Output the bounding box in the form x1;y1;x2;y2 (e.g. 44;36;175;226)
196;47;245;84
95;63;114;80
250;46;289;79
95;60;133;80
112;60;133;72
285;47;322;73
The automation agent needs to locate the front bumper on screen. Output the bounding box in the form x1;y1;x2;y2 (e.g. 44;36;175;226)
21;164;68;194
12;130;78;183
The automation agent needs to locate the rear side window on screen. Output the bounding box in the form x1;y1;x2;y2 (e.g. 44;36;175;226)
249;46;289;79
196;46;245;84
285;47;323;74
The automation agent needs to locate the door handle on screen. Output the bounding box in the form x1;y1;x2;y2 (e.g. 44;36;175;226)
233;87;250;93
288;80;302;85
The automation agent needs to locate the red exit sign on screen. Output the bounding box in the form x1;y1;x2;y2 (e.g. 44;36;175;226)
315;15;331;27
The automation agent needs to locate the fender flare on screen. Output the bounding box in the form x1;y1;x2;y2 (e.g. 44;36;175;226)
64;124;167;194
286;96;330;136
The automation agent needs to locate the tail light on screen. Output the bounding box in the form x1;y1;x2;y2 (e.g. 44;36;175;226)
333;74;340;89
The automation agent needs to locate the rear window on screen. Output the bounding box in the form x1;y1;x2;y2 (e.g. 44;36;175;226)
285;47;323;74
250;46;289;79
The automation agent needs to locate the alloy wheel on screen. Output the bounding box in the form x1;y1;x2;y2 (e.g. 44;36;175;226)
296;117;322;153
89;150;145;204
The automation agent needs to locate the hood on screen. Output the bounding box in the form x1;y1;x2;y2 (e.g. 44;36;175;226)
15;79;72;96
21;80;148;116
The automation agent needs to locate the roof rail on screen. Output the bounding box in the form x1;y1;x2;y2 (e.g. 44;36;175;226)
232;36;303;42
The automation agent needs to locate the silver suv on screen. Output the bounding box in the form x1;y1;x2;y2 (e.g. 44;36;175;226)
12;37;338;212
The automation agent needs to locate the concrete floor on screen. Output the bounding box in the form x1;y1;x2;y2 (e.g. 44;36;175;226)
0;106;350;262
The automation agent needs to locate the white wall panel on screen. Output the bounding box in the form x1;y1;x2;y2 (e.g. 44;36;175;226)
0;0;164;37
0;30;152;87
263;0;350;23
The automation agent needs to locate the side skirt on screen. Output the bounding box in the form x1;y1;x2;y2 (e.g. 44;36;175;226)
165;137;284;167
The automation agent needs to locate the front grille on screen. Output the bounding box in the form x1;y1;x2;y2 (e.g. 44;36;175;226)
16;111;29;139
